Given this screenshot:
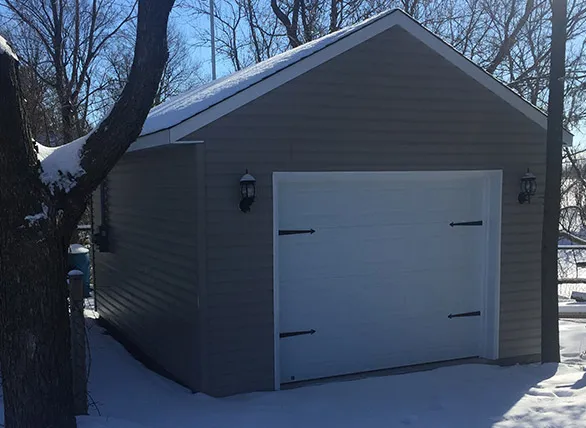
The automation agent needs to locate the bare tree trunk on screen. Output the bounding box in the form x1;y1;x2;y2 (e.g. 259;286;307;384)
0;239;75;428
48;0;77;144
541;0;567;363
0;1;175;427
0;51;76;428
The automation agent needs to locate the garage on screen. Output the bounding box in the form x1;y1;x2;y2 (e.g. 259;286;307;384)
275;171;502;384
94;7;559;396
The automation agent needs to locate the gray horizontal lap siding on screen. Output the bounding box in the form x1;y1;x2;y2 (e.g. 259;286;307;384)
94;145;201;391
184;26;546;396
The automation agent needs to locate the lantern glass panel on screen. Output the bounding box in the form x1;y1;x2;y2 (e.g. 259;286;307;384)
246;183;255;198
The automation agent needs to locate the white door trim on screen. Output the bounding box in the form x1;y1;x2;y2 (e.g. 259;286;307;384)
272;175;281;390
272;170;502;389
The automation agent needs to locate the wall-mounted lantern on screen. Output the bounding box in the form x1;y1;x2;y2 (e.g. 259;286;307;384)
518;169;537;204
239;170;256;213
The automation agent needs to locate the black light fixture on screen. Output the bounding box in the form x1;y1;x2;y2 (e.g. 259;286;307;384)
239;170;256;212
518;169;537;204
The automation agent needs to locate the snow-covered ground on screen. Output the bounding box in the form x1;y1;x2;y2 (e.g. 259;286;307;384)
3;318;586;427
78;319;586;427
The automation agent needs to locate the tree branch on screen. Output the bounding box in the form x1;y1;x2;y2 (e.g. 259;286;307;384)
4;0;56;59
271;0;301;47
72;1;137;102
485;0;536;74
66;0;175;212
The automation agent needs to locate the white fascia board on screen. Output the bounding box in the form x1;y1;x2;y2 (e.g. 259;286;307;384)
127;129;171;152
127;130;203;153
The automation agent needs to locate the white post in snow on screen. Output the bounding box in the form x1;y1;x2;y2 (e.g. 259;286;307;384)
210;0;217;80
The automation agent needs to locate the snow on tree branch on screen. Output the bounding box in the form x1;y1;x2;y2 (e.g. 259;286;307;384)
0;35;18;61
36;137;88;194
24;204;48;225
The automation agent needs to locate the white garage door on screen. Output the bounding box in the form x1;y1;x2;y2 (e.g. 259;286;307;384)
276;171;501;384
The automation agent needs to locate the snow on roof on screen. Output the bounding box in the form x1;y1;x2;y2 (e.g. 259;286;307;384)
36;136;87;193
140;10;395;137
0;35;18;61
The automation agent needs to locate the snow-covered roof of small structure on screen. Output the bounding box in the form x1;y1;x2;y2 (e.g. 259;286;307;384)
132;9;572;151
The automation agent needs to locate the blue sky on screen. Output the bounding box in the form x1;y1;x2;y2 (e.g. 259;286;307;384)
172;4;233;80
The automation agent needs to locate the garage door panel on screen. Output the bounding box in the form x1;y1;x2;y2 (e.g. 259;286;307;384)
280;330;479;382
279;228;482;255
278;272;482;321
281;206;479;230
278;172;492;383
279;221;485;247
280;224;482;246
280;285;479;333
279;256;483;283
279;254;481;284
280;185;481;226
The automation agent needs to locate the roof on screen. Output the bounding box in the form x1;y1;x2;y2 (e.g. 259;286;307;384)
131;9;573;151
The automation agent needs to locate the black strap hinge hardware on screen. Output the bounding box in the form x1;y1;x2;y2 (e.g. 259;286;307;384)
279;229;316;236
449;221;483;227
280;329;316;338
448;311;481;319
